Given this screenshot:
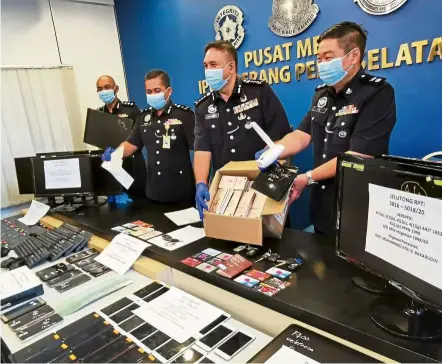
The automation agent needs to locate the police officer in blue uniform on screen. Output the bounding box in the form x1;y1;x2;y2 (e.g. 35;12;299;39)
194;40;292;219
104;70;195;204
257;22;397;236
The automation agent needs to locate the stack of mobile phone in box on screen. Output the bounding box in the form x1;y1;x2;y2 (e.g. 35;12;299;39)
209;176;267;218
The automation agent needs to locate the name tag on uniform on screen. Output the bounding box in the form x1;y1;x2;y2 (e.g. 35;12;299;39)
205;113;219;119
168;118;182;125
233;98;259;114
162;135;171;149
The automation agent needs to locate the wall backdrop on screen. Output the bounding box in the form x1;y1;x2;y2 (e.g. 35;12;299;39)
114;0;442;229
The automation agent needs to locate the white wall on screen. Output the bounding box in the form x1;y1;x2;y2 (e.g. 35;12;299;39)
1;0;128;149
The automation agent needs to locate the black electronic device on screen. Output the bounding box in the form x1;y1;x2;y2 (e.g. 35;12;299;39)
1;298;46;324
154;337;195;362
36;263;75;281
14;157;34;194
83;336;135;363
66;248;99;264
196;324;236;352
335;154;442;340
252;163;298;201
31;154;94;198
46;269;83;287
131;323;157;341
215;330;255;360
171;346;206;363
55;273;91;292
119;315;144;332
1;245;10;257
84;108;134;149
16;313;63;341
110;345;148;363
8;332;65;363
109;303;139;324
198;314;230;337
100;297;133;316
142;331;171;351
143;286;169;303
72;326;121;359
133;282;164;299
9;304;55;331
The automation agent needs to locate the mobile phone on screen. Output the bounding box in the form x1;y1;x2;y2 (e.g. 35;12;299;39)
214;330;255;360
153;337;195;362
142;330;171;351
36;263;74;281
195;314;231;339
196;324;236;352
171;345;206;363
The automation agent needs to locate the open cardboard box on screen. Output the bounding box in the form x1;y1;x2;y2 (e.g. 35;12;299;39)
203;161;289;246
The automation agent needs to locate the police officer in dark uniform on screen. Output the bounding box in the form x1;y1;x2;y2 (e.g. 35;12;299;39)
97;75;146;197
257;22;397;236
96;75;140;123
194;40;292;218
104;70;195;204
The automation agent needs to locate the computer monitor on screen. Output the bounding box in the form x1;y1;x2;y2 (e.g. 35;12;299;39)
31;154;94;197
14;157;34;194
335;154;442;339
83;108;134;149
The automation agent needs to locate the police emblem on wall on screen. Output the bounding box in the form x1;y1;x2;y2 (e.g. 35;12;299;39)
354;0;408;15
268;0;319;37
214;5;245;49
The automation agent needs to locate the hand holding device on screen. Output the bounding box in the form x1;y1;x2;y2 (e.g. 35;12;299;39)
249;122;285;170
101;147;115;161
196;183;210;220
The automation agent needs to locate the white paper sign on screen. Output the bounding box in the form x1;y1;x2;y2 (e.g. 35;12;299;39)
365;184;442;289
18;200;50;226
265;345;320;364
101;146;134;189
133;286;223;343
95;233;150;275
148;226;205;251
164;207;201;226
44;158;81;189
0;266;42;302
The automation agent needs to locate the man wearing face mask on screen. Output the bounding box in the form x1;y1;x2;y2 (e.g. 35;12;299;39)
194;40;292;219
103;69;195;204
257;21;397;236
96;75;140;123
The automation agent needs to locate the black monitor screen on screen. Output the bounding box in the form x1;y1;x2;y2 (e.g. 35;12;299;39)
14;157;34;194
336;157;442;308
31;155;94;197
83;108;134;149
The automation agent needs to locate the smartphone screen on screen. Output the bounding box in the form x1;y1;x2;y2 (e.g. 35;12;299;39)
156;337;195;361
217;331;254;357
199;325;234;350
172;347;204;363
199;314;229;336
142;331;170;350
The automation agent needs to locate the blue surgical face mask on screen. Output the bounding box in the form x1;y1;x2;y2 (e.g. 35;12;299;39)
205;62;233;91
98;89;116;104
318;49;355;86
146;89;169;110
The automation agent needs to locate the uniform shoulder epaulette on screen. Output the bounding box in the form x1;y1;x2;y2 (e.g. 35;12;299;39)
122;101;136;106
141;107;152;113
360;73;386;86
243;79;265;86
194;92;212;107
174;103;192;112
315;83;328;91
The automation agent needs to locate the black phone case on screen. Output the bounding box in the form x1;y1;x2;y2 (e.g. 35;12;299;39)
251;163;298;201
66;249;99;264
89;266;111;277
36;264;74;282
1;298;46;323
9;304;54;331
17;314;63;341
55;274;91;293
46;270;82;287
75;255;98;268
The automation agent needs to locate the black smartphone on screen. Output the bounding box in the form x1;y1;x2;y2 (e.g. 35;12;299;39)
142;331;171;351
131;322;157;341
197;314;230;337
36;263;73;281
196;324;236;352
214;330;255;360
133;282;163;298
154;337;195;362
171;346;205;363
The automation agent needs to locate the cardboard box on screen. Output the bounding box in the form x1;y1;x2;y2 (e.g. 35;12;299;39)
204;161;289;246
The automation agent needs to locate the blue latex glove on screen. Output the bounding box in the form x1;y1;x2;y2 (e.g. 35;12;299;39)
196;183;210;220
254;147;269;161
101;147;115;161
115;193;133;205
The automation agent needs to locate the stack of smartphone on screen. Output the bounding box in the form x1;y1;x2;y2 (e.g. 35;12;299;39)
2;298;63;342
209;175;267;218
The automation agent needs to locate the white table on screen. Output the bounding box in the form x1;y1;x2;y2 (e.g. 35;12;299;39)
1;254;271;363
